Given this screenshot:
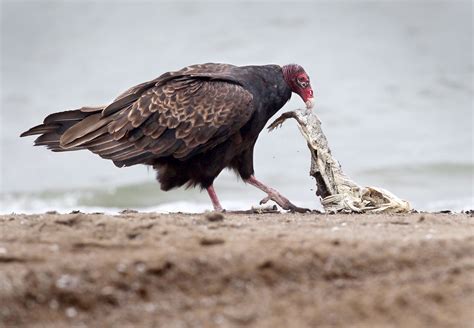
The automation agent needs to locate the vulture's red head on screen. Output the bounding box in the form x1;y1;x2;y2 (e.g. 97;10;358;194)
282;64;315;109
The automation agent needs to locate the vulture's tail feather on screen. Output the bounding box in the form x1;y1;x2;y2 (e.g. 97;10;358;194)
20;106;154;167
20;106;106;152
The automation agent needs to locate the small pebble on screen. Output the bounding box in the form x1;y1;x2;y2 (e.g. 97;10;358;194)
135;262;147;273
56;274;79;289
116;262;128;273
200;237;225;246
65;307;77;318
205;212;224;222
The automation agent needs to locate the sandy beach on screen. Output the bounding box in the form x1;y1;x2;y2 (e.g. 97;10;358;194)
0;211;473;327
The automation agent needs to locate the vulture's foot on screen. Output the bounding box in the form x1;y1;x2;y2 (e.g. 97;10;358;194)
246;175;310;213
259;192;309;213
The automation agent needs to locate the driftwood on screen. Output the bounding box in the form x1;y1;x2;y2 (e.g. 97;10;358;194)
269;109;411;213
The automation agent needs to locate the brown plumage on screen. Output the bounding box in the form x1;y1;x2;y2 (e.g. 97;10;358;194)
21;63;315;211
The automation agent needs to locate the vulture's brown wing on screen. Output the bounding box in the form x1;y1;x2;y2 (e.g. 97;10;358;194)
102;63;238;117
60;76;254;167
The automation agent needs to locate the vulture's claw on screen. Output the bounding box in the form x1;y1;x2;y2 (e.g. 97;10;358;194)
259;196;271;205
259;192;310;213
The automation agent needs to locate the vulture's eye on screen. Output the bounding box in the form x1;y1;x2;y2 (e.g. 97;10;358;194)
297;77;309;88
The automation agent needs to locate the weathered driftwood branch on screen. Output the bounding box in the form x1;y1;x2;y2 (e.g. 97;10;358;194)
269;109;411;213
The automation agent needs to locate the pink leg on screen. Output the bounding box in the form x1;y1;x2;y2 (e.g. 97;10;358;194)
245;175;309;213
206;184;223;212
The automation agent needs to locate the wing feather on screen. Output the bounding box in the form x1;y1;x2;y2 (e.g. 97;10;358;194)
54;63;253;167
117;79;253;161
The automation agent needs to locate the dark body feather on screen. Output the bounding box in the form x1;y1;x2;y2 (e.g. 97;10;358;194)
21;63;292;190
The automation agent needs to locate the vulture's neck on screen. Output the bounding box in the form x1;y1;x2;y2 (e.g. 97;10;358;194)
237;65;292;117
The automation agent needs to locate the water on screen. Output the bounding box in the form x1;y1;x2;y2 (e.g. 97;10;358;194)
1;1;472;213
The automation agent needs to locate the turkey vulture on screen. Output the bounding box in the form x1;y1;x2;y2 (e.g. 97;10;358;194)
21;63;314;212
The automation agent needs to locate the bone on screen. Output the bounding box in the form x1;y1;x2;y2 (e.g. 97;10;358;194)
268;109;411;213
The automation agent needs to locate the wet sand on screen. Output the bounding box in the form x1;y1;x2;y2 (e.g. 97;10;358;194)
1;212;473;327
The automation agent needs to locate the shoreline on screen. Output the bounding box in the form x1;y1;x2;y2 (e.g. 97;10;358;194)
2;207;473;216
1;212;473;327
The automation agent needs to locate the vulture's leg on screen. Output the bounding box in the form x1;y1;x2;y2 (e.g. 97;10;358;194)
206;184;223;212
245;175;309;213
